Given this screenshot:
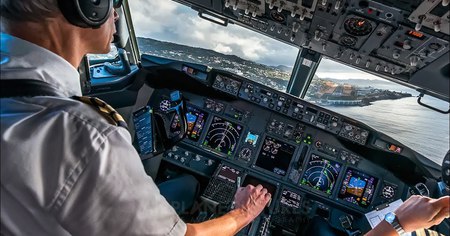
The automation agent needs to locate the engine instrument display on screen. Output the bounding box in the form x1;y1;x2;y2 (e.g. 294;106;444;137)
203;116;243;156
255;136;296;176
280;189;302;209
300;154;342;195
170;106;209;141
217;165;241;183
338;168;378;208
344;17;373;36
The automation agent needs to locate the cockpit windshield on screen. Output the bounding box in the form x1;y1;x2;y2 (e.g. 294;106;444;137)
129;0;299;92
129;0;449;165
305;58;450;165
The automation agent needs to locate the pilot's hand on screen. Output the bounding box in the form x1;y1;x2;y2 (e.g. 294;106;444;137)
233;184;271;223
395;195;450;232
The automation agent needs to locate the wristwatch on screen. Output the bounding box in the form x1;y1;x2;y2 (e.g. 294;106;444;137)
384;212;406;235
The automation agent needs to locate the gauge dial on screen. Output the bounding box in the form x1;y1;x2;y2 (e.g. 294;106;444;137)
159;100;171;112
344;17;373;36
381;185;396;199
238;147;252;161
339;35;358;47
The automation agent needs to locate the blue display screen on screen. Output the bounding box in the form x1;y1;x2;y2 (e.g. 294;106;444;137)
133;106;153;155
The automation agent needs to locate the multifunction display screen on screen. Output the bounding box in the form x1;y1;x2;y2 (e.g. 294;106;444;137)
133;106;153;155
300;154;342;195
217;165;241;183
170;106;208;141
203;116;243;156
338;168;378;208
255;136;295;176
280;189;302;209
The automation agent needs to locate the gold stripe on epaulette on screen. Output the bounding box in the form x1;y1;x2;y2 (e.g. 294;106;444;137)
72;96;128;129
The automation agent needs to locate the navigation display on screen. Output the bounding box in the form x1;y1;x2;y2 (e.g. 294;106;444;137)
170;106;209;141
338;168;378;208
300;154;342;195
255;136;295;176
217;165;241;183
203;116;243;156
280;189;302;209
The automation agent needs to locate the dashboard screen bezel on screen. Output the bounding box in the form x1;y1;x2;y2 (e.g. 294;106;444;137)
299;152;343;197
253;135;297;178
201;115;244;157
337;167;381;210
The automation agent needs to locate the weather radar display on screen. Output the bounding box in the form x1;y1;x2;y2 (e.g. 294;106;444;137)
203;116;243;156
300;154;342;195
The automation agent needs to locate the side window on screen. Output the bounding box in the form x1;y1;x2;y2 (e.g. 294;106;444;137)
87;45;118;63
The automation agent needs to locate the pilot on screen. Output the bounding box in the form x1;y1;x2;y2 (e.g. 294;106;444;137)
0;0;448;235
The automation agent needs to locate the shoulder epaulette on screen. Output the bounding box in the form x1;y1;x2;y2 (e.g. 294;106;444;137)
72;96;128;129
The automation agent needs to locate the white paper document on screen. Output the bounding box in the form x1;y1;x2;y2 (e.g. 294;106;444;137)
365;199;411;236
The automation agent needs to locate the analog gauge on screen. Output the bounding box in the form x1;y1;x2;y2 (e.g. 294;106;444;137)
239;147;252;161
159;100;171;112
339;35;358;47
382;185;396;199
344;17;373;36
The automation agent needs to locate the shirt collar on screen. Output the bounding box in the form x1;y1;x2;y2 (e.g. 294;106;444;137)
0;32;82;97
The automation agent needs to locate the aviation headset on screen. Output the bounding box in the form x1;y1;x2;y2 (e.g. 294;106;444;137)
57;0;122;28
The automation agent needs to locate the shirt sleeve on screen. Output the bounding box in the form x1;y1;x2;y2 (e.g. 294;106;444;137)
52;127;187;236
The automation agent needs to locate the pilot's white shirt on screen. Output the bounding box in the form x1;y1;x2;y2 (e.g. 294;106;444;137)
0;32;186;236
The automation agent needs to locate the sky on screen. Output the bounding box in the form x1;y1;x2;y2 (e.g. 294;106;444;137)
128;0;299;67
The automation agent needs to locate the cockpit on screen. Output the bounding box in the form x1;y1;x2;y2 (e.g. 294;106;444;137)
49;0;450;235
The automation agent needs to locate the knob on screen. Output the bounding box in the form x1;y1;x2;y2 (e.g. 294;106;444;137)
434;21;441;32
415;15;426;31
294;107;300;113
184;151;190;156
299;10;306;21
167;152;174;158
292;22;300;33
393;50;401;59
410;56;419;67
270;25;275;31
349;53;355;60
207;159;214;166
375;64;381;71
277;27;283;34
233;3;238;10
355;56;362;64
245;8;250;15
180;157;186;163
172;146;178;152
252;11;257;17
321;0;327;6
403;40;412;50
335;0;341;9
225;0;231;8
263;97;269;103
391;68;396;75
290;34;296;42
314;30;322;41
277;1;285;12
195;155;201;161
365;60;371;68
443;0;449;6
291;6;299;17
277;101;283;106
269;0;276;9
384;66;389;72
174;155;180;160
322;43;327;51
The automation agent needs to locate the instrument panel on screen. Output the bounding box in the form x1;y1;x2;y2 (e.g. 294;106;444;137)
141;70;414;234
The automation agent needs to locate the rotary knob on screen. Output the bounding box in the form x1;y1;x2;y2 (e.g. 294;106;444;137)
314;30;323;41
410;56;419;67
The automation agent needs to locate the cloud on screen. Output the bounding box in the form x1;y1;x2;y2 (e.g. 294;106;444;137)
128;0;298;66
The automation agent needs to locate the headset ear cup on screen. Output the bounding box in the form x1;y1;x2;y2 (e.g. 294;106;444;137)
58;0;112;28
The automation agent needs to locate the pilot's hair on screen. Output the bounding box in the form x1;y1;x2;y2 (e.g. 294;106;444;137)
0;0;59;22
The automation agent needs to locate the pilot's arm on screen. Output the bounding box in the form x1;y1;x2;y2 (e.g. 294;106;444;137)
366;195;450;236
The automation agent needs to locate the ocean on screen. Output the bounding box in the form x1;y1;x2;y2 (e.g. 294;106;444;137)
322;95;450;165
